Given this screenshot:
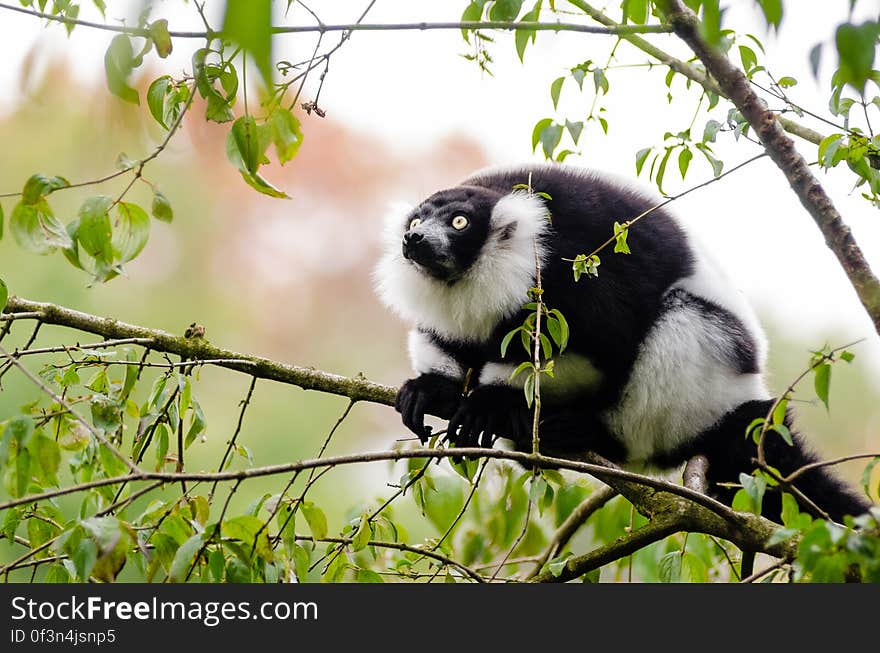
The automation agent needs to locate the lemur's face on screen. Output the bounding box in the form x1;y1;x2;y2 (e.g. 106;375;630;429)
401;186;501;283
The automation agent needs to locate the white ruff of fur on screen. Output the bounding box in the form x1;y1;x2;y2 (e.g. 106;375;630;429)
373;193;549;343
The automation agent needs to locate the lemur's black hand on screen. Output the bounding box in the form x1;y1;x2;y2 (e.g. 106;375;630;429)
395;373;463;443
447;384;532;450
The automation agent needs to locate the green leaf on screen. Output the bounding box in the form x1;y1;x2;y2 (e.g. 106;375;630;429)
77;195;115;268
151;189;174;223
489;0;523;21
621;0;649;24
738;472;767;515
780;492;800;527
66;532;98;581
154;423;169;471
351;513;371;552
635;147;652;175
515;22;536;63
549;309;569;352
356;568;384;583
809;43;822;80
147;76;172;129
531;118;553;152
22;174;70;204
222;0;273;87
114;202;150;263
813;362;831;411
28;433;60;486
702;119;722;143
227;116;269;174
0;278;6;312
678;147;693;179
860;456;879;498
460;2;483;42
15;448;31;496
239;170;291;199
149;19;173;59
500;326;521;358
777;76;797;88
772;397;788;425
539;123;563;159
269;107;303;165
321;550;348;583
770;423;793;446
612;221;630;254
835;21;880;93
592;68;609;95
301;501;328;540
104;34;140;105
550;76;564;110
738;45;757;73
755;0;783;29
222;515;273;562
91;395;122;433
292;544;311;583
205;91;235;123
10;200;73;254
169;532;206;582
184;399;206;448
658;551;682;583
565;119;584;145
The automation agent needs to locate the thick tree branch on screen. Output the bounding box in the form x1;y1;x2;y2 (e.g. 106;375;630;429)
530;515;681;582
567;0;824;146
655;0;880;336
527;485;618;578
2;296;396;405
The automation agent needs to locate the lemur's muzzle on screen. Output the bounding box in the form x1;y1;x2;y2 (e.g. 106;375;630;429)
402;231;454;280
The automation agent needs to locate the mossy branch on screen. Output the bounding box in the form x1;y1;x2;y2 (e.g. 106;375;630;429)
2;296;396;405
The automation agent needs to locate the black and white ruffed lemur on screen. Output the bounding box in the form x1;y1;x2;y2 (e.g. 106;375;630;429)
373;163;872;522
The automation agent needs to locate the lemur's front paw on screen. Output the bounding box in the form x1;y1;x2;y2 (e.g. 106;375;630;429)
395;373;463;443
447;384;532;449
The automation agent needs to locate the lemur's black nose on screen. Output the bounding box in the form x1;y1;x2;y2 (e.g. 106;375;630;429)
403;231;423;244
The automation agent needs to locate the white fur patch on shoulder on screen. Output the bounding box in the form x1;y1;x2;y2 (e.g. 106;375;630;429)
407;330;463;378
373;192;549;343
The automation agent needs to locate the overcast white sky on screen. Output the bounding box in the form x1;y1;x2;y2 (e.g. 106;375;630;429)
2;0;880;381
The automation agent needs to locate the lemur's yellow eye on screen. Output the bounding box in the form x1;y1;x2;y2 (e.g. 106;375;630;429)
451;215;469;230
409;218;421;231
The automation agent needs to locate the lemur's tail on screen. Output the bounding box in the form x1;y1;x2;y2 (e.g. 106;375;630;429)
696;399;872;523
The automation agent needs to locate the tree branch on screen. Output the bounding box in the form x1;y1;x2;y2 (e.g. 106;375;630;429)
2;296;396;405
0;3;671;39
530;515;681;582
527;485;618;578
655;0;880;336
